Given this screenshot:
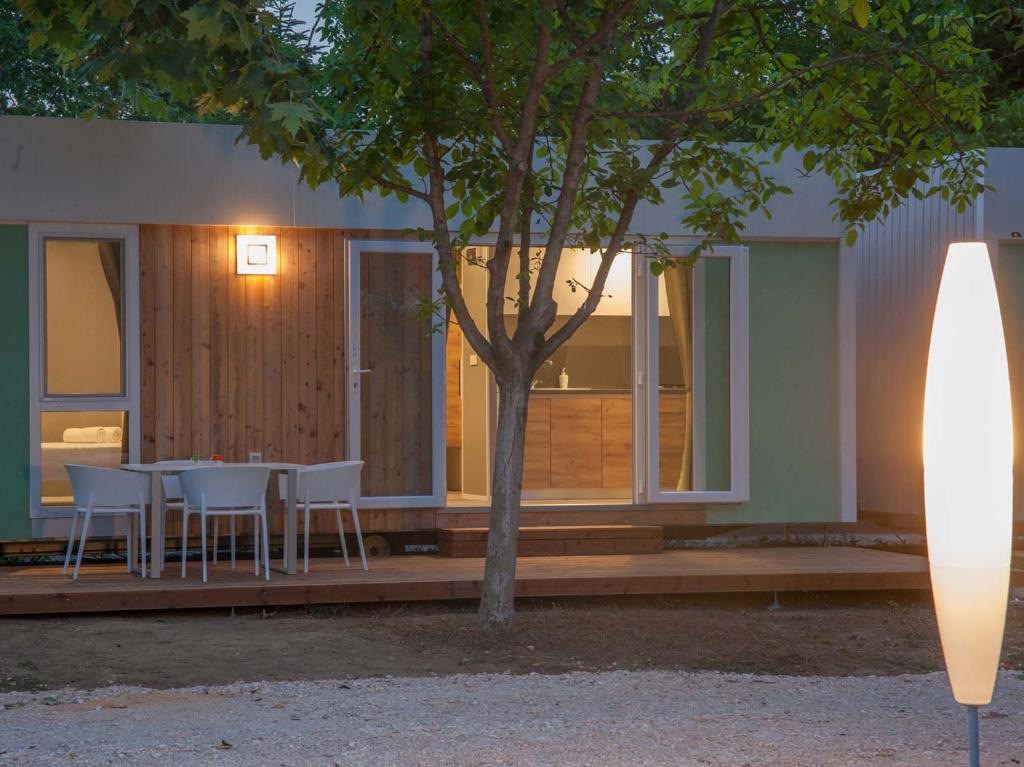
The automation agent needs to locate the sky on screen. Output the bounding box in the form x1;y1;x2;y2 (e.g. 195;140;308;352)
290;0;319;29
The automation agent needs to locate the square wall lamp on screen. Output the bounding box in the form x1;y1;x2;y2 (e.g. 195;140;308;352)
236;234;277;275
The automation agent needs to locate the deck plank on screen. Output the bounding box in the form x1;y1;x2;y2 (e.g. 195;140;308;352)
0;547;932;616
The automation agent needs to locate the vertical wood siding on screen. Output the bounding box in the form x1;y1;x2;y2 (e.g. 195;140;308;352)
140;224;348;535
856;179;977;519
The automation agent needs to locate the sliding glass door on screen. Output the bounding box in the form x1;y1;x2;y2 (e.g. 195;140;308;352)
443;242;748;508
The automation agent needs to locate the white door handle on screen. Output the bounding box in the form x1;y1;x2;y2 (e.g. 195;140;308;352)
353;368;372;374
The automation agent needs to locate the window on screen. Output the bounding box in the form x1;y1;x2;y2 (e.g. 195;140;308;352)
29;225;140;516
44;239;125;396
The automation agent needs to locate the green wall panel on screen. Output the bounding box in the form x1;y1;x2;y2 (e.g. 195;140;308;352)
0;225;30;539
707;241;841;524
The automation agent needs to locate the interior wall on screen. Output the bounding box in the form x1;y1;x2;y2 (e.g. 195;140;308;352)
460;258;491;496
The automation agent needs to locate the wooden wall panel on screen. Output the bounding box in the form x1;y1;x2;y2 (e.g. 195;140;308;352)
140;225;351;534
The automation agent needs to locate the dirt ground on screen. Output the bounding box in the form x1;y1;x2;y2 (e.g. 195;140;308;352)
3;593;1022;692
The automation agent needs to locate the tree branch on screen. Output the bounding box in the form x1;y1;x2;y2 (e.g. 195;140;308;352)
548;0;640;76
418;5;495;368
538;140;677;359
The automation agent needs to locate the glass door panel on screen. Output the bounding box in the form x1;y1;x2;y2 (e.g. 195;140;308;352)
502;248;634;502
647;247;748;503
348;242;444;507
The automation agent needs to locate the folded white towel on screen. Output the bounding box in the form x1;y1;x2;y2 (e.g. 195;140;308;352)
63;426;117;444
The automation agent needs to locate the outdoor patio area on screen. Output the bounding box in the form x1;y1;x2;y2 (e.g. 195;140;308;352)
0;546;934;616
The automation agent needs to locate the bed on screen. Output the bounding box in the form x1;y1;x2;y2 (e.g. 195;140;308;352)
41;441;126;502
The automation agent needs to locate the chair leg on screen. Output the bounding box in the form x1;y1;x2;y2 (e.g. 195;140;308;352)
72;510;92;580
126;514;135;574
201;513;208;584
159;502;166;573
261;512;271;581
230;516;236;569
303;504;311;574
63;511;79;575
213;517;219;563
335;509;350;567
181;510;190;578
140;506;147;579
253;516;259;576
351;507;368;571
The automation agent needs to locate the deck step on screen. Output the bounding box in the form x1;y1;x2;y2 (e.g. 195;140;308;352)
437;525;663;558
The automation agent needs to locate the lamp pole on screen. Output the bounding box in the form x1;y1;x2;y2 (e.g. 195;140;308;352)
967;705;980;767
923;242;1013;767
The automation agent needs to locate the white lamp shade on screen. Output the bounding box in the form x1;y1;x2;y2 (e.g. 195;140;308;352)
923;242;1013;705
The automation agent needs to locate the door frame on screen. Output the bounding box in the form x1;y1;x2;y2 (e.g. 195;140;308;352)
345;240;446;509
638;244;750;504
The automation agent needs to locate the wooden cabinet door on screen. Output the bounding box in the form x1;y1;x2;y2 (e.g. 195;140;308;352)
522;398;551;489
550;397;603;488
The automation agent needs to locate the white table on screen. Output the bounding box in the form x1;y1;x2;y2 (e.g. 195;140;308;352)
122;462;303;578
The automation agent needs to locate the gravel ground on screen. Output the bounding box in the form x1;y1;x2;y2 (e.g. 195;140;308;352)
2;670;1023;766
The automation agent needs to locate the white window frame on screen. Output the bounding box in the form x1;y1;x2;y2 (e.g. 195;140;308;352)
345;239;446;509
640;244;750;504
28;223;141;519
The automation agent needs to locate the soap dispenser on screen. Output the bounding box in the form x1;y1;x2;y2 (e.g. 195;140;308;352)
558;367;569;389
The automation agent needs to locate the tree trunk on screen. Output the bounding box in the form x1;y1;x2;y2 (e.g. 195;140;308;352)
478;372;531;628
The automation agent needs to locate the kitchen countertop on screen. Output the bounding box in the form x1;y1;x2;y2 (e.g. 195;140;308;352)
529;387;685;396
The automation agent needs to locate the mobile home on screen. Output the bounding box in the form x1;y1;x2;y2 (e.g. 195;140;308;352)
0;114;857;546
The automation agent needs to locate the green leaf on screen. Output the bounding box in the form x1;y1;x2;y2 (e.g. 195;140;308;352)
853;0;869;28
268;102;314;136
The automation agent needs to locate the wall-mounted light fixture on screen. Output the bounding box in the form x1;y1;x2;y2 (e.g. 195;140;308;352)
236;234;277;275
923;242;1013;767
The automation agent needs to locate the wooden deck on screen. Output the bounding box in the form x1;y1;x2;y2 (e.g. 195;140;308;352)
0;546;932;616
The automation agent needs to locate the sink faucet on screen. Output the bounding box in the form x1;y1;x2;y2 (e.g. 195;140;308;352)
532;360;554;390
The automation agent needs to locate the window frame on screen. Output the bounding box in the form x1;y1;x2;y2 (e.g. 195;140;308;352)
28;223;141;519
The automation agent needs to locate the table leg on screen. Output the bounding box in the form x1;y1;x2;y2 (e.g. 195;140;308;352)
286;469;298;575
150;473;164;579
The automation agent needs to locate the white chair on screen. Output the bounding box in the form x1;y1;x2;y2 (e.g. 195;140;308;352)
178;466;271;583
279;461;366;572
62;465;151;580
156;462;235;571
158;471;184;573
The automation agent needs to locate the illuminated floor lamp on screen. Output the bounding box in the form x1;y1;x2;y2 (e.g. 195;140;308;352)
923;242;1013;767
